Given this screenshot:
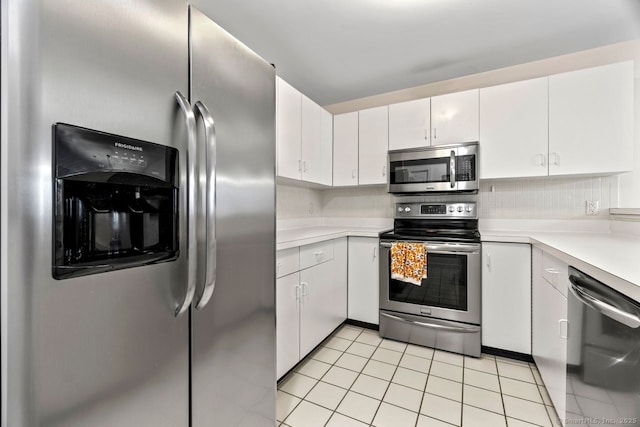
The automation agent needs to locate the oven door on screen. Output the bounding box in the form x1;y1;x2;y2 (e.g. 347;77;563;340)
379;240;481;325
388;145;478;193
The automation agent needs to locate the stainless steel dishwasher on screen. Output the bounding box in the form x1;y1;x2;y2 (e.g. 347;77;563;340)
566;267;640;426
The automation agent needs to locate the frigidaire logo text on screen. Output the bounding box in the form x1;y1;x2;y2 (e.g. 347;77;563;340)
115;142;143;152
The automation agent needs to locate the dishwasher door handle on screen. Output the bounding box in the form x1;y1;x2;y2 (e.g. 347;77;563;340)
569;276;640;329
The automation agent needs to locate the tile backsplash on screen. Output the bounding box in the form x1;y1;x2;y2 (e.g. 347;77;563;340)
276;183;322;219
478;175;618;219
278;175;618;221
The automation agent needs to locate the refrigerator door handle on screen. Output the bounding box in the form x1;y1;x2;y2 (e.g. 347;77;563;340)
193;101;217;309
174;91;198;316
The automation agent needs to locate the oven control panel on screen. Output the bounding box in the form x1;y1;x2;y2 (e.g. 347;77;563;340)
395;202;476;218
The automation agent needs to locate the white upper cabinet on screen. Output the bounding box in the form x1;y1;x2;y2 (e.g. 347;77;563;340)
301;94;332;185
431;89;479;145
319;108;334;186
301;94;321;182
479;77;549;179
549;61;634;176
276;77;302;180
333;112;359;186
277;76;333;185
388;98;431;150
358;105;389;185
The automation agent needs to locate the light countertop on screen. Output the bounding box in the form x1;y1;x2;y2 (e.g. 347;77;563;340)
276;218;392;251
277;217;640;302
482;225;640;302
277;225;390;251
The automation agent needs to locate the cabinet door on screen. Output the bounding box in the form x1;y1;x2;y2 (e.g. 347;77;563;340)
277;272;300;379
276;77;302;179
347;237;380;325
532;247;567;422
319;108;334;186
330;238;348;328
549;61;633;176
481;243;532;354
300;259;340;357
301;94;322;184
333;112;359;186
389;98;430;150
358;105;389;185
431;89;479;145
479;78;549;179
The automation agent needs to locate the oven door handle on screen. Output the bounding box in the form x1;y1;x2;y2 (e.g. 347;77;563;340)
379;241;479;253
380;312;480;333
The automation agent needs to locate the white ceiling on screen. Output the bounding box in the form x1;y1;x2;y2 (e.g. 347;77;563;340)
196;0;640;106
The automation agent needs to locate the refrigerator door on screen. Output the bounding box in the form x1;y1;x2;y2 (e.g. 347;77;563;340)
2;1;190;426
189;7;276;427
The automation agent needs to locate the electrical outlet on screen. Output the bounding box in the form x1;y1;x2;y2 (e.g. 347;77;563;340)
586;200;599;215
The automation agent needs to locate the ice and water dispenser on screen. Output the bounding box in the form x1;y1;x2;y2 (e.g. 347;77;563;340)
53;123;179;279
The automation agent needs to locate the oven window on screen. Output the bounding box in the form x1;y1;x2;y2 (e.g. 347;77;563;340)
389;252;468;311
389;158;451;184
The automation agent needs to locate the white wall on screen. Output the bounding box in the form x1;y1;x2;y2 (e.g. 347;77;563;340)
618;69;640;207
276;183;322;220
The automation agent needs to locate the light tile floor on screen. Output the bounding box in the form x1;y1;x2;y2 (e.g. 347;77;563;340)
277;324;563;427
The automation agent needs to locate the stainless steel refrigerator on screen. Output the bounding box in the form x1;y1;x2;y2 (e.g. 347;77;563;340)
1;1;276;426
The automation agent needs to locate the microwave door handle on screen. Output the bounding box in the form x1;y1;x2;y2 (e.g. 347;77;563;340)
450;150;456;189
193;101;217;310
174;91;197;317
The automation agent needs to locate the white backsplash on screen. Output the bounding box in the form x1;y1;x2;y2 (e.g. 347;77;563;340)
278;176;618;221
321;186;393;218
478;176;618;219
276;183;322;220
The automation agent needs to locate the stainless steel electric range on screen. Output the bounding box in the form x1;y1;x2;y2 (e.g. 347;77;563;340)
379;202;481;357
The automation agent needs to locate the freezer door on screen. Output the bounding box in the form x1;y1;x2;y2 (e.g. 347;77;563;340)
1;1;190;426
189;6;276;427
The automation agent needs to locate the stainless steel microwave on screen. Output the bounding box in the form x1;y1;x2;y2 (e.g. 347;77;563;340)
387;142;479;194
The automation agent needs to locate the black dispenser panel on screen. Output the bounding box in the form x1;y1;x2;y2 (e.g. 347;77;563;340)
53;123;179;280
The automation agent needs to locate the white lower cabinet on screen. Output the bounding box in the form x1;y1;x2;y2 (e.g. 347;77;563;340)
276;238;347;379
276;272;300;379
532;247;568;425
481;242;531;354
347;237;380;325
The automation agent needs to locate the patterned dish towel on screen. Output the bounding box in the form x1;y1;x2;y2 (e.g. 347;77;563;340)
390;242;427;286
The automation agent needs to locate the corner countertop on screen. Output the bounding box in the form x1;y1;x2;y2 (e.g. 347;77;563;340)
276;218;392;251
277;217;640;302
480;220;640;302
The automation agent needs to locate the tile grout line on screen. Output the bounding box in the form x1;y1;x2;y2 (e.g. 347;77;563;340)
281;325;365;425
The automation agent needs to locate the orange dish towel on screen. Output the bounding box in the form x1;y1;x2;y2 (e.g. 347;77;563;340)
390;242;427;285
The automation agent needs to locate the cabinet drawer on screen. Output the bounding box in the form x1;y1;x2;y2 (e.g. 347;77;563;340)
542;252;568;297
276;247;299;278
299;240;334;270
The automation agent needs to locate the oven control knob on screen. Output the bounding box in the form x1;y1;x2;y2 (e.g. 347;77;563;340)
457;206;463;212
404;207;411;213
397;207;404;213
448;206;455;212
466;205;473;212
